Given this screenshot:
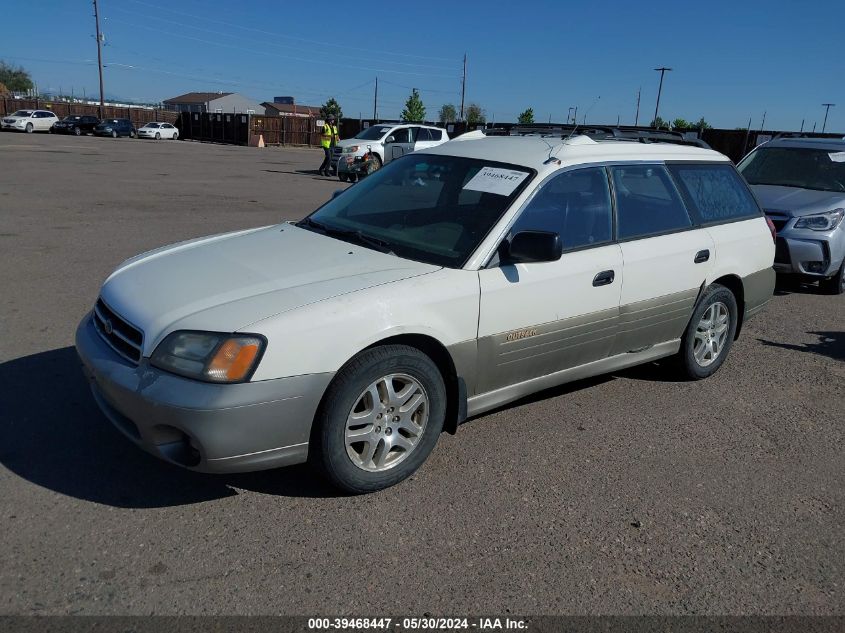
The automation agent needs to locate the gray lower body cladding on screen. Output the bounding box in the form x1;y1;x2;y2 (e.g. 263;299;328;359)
75;314;333;473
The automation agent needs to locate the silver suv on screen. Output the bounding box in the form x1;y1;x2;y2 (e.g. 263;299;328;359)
738;136;845;294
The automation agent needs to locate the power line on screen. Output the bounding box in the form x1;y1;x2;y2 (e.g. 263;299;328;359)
104;16;460;79
108;5;459;73
126;0;458;64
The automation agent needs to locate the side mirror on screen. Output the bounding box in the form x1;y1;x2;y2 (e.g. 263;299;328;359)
331;190;344;199
503;231;562;264
384;136;396;144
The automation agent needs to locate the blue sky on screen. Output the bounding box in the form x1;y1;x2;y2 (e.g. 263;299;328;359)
2;0;844;131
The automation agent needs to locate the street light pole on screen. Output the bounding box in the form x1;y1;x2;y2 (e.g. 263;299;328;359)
653;67;672;126
822;103;835;133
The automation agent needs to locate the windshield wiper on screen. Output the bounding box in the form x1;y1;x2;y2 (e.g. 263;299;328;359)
297;217;395;255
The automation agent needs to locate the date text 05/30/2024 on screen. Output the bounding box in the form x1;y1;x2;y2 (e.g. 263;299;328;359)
307;617;528;630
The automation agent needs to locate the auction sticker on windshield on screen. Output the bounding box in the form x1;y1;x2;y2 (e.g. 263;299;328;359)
463;166;529;196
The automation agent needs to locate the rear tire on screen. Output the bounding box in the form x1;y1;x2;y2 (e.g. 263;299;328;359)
313;345;446;494
674;284;738;380
172;131;178;140
819;261;845;295
338;173;348;182
129;130;136;138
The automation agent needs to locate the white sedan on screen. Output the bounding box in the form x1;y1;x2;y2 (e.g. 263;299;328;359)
1;110;59;133
137;122;179;140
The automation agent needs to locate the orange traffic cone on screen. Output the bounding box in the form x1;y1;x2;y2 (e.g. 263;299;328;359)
258;134;265;148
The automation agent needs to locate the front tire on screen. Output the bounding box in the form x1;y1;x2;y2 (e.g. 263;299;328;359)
314;345;446;493
675;284;738;380
155;132;161;140
338;173;349;182
819;260;845;295
74;127;82;136
111;130;118;138
25;123;33;133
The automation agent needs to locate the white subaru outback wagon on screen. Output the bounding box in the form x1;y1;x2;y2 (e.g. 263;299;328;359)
76;133;776;493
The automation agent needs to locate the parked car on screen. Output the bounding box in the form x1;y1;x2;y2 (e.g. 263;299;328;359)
76;134;775;493
93;118;136;138
737;136;845;294
332;123;449;181
52;115;101;136
1;110;58;133
137;122;179;140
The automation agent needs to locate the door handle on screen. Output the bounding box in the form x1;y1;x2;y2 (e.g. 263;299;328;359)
593;270;615;287
694;249;710;264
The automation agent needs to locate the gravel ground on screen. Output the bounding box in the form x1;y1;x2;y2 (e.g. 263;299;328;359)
0;132;842;616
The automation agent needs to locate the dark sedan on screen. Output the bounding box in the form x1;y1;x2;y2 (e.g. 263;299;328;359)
93;118;136;138
52;115;101;136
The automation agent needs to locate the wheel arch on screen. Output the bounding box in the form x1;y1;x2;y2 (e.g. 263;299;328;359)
361;333;465;435
711;274;745;339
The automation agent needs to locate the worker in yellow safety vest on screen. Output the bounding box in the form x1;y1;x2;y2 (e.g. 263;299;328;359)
318;115;340;176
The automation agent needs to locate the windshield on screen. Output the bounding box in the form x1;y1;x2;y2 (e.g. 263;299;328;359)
355;125;392;141
99;120;119;125
300;153;534;267
63;116;81;121
738;147;845;193
144;123;161;128
11;110;33;117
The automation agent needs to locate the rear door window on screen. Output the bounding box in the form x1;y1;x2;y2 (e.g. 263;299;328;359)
610;165;693;240
668;163;760;223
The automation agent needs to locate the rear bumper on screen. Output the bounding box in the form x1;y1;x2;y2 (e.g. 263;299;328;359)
75;313;333;473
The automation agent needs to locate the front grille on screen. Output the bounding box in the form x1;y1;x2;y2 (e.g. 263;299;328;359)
774;237;791;265
765;212;790;233
93;298;143;363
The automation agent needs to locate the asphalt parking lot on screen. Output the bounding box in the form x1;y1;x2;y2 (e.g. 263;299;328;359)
0;132;843;616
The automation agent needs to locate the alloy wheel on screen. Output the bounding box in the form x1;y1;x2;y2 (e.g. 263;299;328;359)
345;373;428;472
693;302;730;367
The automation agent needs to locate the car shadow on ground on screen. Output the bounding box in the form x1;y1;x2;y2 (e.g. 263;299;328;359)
758;331;845;362
773;276;826;296
0;347;341;508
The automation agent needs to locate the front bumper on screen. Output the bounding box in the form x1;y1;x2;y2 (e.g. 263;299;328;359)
75;313;333;473
1;121;25;130
773;232;844;277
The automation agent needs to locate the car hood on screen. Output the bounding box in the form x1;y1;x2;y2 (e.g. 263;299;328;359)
100;224;440;354
750;184;845;216
336;137;384;149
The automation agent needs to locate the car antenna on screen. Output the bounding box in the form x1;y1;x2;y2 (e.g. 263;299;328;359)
544;96;601;165
564;95;601;141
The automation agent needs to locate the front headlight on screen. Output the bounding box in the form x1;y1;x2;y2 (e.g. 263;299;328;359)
343;145;359;153
151;331;265;383
794;208;844;231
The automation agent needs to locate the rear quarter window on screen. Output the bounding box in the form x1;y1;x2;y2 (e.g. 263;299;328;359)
669;163;760;223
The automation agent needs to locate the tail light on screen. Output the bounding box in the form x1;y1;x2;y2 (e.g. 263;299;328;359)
765;216;777;243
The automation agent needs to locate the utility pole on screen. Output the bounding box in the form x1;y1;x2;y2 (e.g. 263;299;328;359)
635;87;641;126
760;110;766;132
93;0;105;117
742;115;752;156
567;107;574;124
800;119;804;133
653;67;672;126
373;76;378;120
459;53;467;121
822;103;835;133
573;106;578;126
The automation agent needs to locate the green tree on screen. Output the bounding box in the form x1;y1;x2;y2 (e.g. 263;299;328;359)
518;108;535;124
319;97;343;120
672;118;690;130
401;89;426;122
694;117;711;130
438;103;457;123
466;103;486;125
650;116;668;129
0;61;34;93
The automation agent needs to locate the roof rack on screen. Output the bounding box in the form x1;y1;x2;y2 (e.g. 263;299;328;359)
487;124;711;148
